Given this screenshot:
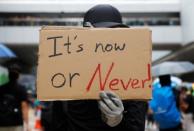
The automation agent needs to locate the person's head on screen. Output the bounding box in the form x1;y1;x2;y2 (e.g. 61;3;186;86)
180;87;188;94
83;4;128;28
7;63;21;82
2;59;22;82
159;74;171;87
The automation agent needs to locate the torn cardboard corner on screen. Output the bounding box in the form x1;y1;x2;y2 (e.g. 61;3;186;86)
37;26;152;101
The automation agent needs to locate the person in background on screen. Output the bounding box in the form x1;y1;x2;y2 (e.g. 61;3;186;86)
0;63;29;131
149;75;182;131
47;4;147;131
179;87;194;131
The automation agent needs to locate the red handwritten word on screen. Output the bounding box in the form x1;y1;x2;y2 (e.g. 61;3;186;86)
86;63;151;91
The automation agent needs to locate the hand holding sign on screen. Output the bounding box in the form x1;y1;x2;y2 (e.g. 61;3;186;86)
98;91;124;127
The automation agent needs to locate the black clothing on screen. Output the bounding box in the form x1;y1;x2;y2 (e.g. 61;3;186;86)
41;102;53;131
184;95;194;114
0;82;27;126
51;100;147;131
159;123;182;131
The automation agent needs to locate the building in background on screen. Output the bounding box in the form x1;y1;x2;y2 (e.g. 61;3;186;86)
0;0;193;81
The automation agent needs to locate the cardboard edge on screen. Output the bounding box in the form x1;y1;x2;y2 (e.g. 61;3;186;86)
148;29;153;79
149;29;153;100
38;97;152;101
36;28;43;101
40;26;151;31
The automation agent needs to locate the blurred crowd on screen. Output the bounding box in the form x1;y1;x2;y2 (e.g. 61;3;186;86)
146;76;194;131
1;58;194;131
0;15;180;26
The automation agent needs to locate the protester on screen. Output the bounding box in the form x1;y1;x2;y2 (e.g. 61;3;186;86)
0;62;29;131
179;87;194;131
149;75;182;131
42;4;147;131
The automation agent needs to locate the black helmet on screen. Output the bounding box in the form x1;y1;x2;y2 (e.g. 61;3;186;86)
83;4;128;28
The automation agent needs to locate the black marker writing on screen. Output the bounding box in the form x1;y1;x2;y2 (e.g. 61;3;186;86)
47;36;63;58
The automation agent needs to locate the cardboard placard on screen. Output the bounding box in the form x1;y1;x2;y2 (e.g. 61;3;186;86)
37;26;152;100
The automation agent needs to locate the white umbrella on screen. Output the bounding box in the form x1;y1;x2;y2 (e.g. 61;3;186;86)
152;61;194;77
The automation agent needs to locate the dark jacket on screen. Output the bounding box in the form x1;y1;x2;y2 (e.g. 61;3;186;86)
42;100;147;131
0;82;27;126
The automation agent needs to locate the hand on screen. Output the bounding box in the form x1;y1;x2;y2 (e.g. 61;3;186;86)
98;91;124;127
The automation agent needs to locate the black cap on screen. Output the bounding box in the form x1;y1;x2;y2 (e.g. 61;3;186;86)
83;4;128;28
